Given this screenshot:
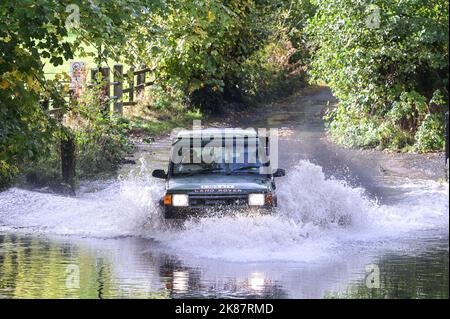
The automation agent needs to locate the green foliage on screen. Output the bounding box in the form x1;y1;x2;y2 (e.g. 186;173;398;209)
127;0;310;112
0;0;76;189
122;85;203;137
69;0;160;66
67;84;134;178
0;160;18;191
308;0;449;151
240;41;307;103
3;0;447;191
2;0;311;189
414;113;445;152
0;0;151;188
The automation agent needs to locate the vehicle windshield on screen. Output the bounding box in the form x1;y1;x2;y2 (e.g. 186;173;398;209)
170;138;267;176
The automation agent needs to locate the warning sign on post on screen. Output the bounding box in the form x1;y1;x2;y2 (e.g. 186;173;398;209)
70;61;87;98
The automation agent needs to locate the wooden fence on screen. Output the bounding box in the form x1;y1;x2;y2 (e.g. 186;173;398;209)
41;63;155;116
39;63;154;191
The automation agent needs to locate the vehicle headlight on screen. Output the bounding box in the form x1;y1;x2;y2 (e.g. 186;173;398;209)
248;193;265;206
172;194;189;207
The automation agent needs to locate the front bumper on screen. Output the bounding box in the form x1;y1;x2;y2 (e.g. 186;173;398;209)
161;193;274;218
163;205;273;219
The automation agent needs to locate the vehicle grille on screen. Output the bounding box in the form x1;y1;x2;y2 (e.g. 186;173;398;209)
188;194;248;207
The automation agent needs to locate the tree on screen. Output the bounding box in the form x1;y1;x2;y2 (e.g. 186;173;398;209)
126;0;306;112
0;0;74;188
307;0;449;151
0;0;157;188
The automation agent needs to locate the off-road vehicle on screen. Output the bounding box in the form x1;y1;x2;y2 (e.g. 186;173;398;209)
152;128;286;218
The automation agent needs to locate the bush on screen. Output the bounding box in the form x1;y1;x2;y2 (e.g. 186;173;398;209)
128;0;310;112
0;161;18;191
240;41;307;104
326;106;380;148
308;0;448;151
66;85;134;179
414;113;445;153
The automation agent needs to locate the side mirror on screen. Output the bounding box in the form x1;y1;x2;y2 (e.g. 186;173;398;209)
273;168;286;177
152;169;167;179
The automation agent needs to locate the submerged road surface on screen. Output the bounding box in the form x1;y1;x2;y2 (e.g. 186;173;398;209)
0;88;448;298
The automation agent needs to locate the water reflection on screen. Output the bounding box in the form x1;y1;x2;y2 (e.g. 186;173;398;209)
0;233;167;299
0;89;447;299
0;232;447;299
325;240;449;299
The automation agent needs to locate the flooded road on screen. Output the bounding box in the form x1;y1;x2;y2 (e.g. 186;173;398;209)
0;88;448;298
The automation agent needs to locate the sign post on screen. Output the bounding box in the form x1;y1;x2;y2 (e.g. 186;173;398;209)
70;61;87;99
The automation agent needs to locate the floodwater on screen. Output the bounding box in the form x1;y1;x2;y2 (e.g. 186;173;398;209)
0;88;448;299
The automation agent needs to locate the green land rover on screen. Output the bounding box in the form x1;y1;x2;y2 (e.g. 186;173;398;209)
152;128;286;218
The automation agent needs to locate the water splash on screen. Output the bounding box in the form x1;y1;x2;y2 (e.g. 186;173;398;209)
154;161;448;261
277;161;374;227
0;160;448;261
0;158;164;237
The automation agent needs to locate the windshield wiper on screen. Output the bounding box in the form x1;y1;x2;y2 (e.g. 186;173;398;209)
228;165;261;174
198;168;225;174
176;168;225;176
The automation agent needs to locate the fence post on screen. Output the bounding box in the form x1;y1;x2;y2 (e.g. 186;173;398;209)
136;63;146;97
91;68;99;84
100;67;110;113
41;98;50;111
69;88;75;107
113;64;123;115
128;67;134;104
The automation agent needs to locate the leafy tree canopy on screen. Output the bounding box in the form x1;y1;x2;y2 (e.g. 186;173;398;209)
307;0;449;151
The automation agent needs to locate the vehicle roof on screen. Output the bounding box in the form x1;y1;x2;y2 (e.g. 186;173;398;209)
176;128;259;139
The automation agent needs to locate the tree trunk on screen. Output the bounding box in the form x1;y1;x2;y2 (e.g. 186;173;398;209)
61;133;76;195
